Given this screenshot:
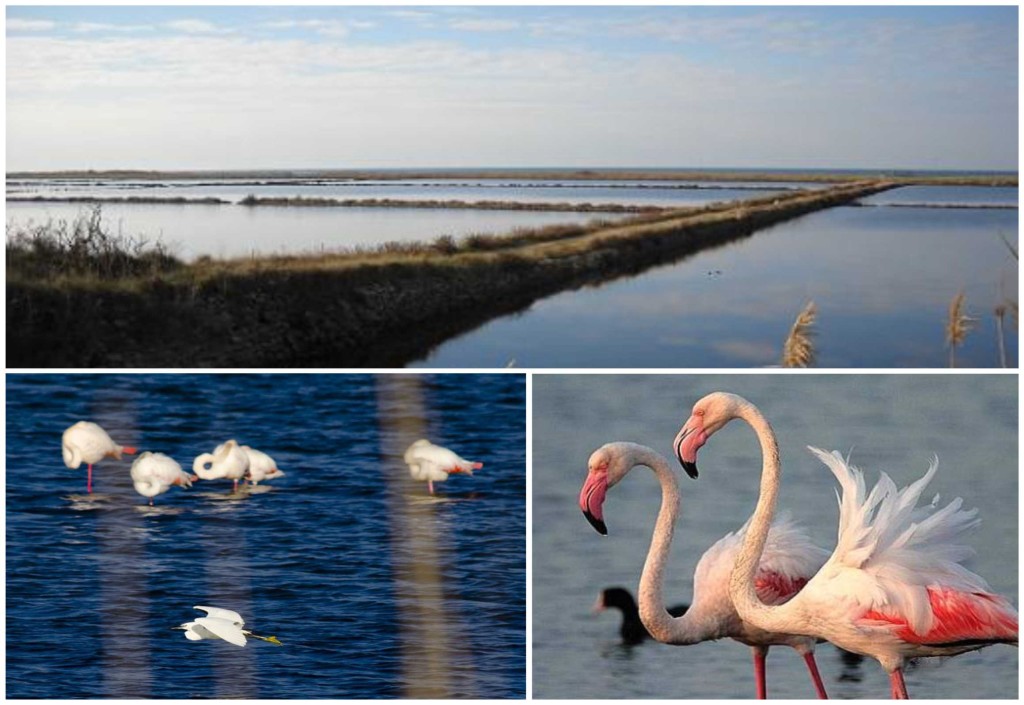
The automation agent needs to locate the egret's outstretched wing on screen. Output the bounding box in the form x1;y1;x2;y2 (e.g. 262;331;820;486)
194;605;244;625
194;617;248;647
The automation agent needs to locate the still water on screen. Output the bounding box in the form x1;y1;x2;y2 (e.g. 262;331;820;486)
6;373;525;698
413;187;1018;368
5;201;621;260
532;374;1018;699
7;177;810;207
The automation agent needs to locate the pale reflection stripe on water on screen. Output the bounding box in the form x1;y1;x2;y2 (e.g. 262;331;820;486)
376;375;477;698
94;392;152;698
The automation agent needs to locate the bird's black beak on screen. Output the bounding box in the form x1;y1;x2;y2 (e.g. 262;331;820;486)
674;427;700;479
679;459;698;479
582;509;608;536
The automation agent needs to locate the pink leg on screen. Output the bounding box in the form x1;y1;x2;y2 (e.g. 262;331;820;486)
233;479;238;493
803;652;829;699
428;480;434;495
149;498;154;507
889;669;910;699
753;646;768;699
87;464;93;494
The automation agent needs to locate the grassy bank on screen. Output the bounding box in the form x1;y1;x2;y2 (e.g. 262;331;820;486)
7;181;894;367
237;195;664;213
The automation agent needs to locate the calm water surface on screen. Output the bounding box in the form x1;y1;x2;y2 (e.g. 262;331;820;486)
5;201;621;260
7;177;810;206
413;187;1018;368
533;375;1018;699
5;178;804;259
6;373;525;698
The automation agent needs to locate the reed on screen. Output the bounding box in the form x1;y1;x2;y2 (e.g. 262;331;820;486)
946;291;975;368
781;301;817;368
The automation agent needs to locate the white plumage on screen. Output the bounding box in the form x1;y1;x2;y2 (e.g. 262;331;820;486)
61;420;137;493
193;439;249;491
178;606;280;647
241;446;285;485
130;452;195;505
403;439;482;495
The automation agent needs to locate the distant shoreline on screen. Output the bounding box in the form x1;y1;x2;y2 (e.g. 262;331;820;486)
6;168;1018;187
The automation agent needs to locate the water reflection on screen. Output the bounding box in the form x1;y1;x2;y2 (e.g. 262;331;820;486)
414;197;1018;368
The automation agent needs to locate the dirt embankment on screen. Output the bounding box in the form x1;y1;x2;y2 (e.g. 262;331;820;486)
6;181;895;367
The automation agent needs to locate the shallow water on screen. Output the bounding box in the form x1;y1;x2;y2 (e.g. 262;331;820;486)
4;178;803;259
4;200;623;260
7;176;809;206
532;374;1018;699
412;187;1018;368
6;373;525;698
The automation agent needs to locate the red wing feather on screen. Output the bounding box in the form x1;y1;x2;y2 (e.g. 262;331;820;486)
861;588;1018;644
755;571;809;606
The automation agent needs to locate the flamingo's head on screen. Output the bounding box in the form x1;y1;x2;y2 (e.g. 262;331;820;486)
579;443;637;536
673;392;751;478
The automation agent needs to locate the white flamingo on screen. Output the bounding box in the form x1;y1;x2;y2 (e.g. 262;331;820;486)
579;442;831;699
241;446;285;485
674;392;1019;699
403;439;482;495
193;439;249;492
130;452;196;505
62;421;137;494
176;606;281;647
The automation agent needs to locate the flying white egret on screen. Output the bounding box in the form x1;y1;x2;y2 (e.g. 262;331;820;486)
176;606;281;647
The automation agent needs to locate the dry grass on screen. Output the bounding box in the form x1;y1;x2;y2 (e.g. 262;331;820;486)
6;206;182;281
781;301;818;368
946;291;975;368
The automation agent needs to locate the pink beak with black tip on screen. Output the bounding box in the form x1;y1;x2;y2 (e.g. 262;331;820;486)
579;470;609;535
673;417;707;479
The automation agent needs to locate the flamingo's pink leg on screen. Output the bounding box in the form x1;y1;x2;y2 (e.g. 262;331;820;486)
752;646;768;699
428;480;434;495
87;464;93;494
802;652;829;699
889;669;910;699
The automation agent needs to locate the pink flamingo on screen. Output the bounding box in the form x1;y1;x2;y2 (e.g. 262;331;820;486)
62;421;137;493
675;392;1019;699
579;441;831;699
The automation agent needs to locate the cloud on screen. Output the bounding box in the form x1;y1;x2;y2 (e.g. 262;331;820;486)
449;19;521;33
7;18;57;32
260;19;353;37
164;19;226;35
73;22;153;34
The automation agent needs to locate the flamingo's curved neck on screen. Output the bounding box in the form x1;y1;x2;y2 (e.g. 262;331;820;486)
634;446;722;645
728;401;794;632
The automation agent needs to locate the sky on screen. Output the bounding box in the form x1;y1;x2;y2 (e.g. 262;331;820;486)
6;5;1019;171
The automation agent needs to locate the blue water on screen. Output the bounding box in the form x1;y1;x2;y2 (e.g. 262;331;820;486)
412;190;1018;368
6;373;526;698
533;374;1018;699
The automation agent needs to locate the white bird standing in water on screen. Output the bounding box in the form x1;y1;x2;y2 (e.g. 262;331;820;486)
403;439;483;495
130;452;196;505
193;439;249;492
62;421;137;494
241;445;285;485
176;606;281;647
